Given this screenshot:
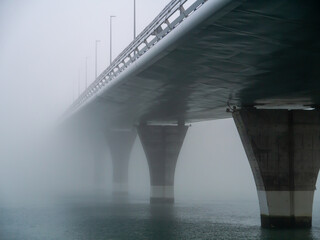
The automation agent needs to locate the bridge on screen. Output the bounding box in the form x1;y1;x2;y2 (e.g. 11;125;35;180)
64;0;320;228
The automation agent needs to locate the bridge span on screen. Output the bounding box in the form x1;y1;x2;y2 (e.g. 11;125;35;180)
65;0;320;228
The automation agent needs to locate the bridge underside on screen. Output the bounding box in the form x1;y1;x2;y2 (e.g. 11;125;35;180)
66;0;320;229
80;0;320;125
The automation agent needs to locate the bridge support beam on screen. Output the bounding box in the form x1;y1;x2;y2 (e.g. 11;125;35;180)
106;129;136;198
138;123;188;204
233;109;320;228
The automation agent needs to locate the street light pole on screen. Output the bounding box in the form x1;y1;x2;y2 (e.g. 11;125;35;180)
134;0;136;39
110;15;116;65
73;77;75;102
95;40;101;79
85;57;89;88
78;68;81;97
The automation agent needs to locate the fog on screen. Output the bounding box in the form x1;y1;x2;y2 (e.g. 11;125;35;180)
1;0;320;210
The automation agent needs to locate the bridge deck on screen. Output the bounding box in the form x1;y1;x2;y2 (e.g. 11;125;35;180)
70;0;320;125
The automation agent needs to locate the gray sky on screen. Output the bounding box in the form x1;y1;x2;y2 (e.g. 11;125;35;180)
0;0;320;206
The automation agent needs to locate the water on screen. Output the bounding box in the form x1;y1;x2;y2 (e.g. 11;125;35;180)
1;196;320;240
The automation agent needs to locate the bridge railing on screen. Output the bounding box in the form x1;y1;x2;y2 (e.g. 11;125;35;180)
69;0;207;113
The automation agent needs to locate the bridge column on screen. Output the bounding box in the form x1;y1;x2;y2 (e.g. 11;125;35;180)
233;109;320;228
138;123;188;204
106;129;136;197
93;148;107;191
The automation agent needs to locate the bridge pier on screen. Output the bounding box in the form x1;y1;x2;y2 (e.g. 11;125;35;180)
233;109;320;228
106;129;136;198
93;148;107;192
138;123;188;204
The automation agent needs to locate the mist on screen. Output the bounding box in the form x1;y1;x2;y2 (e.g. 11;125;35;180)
0;0;169;206
1;0;320;207
1;0;320;239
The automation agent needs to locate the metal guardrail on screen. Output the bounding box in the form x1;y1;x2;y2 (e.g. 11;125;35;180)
69;0;208;113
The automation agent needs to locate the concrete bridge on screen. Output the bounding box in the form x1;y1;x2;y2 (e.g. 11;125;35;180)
64;0;320;228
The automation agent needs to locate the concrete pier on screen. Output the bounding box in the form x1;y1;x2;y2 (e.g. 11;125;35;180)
138;123;188;203
233;109;320;228
106;129;136;197
93;149;106;191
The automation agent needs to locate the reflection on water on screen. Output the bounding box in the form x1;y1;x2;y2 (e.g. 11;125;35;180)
148;204;177;240
259;229;314;240
0;195;320;240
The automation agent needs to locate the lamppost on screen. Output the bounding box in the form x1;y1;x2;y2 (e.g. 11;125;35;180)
78;68;81;97
134;0;136;39
73;77;75;102
85;57;89;88
95;40;101;79
110;15;116;65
